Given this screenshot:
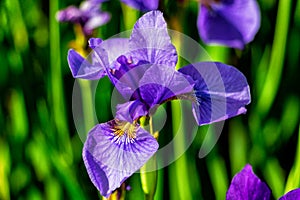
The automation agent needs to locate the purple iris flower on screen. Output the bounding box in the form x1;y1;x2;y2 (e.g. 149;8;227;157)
198;0;261;49
56;0;111;35
120;0;159;11
227;164;300;200
67;11;250;197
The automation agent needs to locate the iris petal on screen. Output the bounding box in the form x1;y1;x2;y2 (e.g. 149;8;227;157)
226;164;271;200
179;62;250;125
108;60;150;99
139;64;194;108
99;38;130;65
116;100;149;123
83;120;158;197
56;6;82;23
88;38;103;49
56;0;111;36
198;0;260;49
279;189;300;200
67;48;108;80
121;0;159;11
129;11;177;67
84;12;111;34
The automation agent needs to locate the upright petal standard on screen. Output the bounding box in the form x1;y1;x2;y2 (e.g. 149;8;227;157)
129;11;178;67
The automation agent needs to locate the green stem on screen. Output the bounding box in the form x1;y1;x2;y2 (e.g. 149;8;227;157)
73;26;97;135
78;79;96;134
140;155;157;200
50;0;72;157
170;101;193;200
140;116;157;200
168;13;199;198
149;116;154;135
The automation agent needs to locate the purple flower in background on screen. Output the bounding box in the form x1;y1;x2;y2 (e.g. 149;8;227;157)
56;0;110;35
198;0;261;49
120;0;159;11
227;164;300;200
67;11;251;197
279;189;300;200
227;164;271;199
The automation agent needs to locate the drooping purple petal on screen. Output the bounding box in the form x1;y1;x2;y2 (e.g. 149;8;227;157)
279;189;300;200
67;48;108;80
198;0;260;49
116;100;149;123
226;164;271;200
178;62;250;125
129;11;177;67
121;0;159;11
139;64;194;108
68;36;132;82
83;120;158;197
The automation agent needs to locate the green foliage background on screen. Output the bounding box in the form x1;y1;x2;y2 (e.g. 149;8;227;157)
0;0;299;199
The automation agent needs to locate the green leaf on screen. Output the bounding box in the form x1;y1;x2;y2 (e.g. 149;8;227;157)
9;89;28;143
256;0;292;118
264;159;285;199
0;140;10;200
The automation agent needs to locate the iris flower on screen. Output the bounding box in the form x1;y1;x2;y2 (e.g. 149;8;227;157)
120;0;159;11
227;164;300;200
56;0;158;34
198;0;261;49
67;11;251;197
56;0;111;35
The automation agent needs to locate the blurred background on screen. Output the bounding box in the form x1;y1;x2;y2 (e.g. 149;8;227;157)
0;0;299;199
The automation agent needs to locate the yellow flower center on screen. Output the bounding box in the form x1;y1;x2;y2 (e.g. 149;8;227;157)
112;120;137;144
